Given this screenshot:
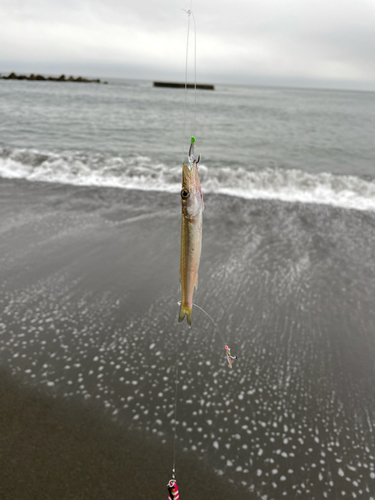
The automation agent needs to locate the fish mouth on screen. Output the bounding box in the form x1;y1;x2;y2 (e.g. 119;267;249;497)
182;162;197;185
183;162;193;174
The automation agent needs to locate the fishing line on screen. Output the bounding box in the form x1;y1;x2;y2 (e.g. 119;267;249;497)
182;1;197;161
182;6;190;160
171;329;179;481
177;300;227;346
192;302;228;346
191;10;197;131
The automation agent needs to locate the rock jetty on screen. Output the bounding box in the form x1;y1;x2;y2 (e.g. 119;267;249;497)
1;73;108;84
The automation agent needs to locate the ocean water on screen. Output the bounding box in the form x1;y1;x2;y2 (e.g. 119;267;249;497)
1;79;375;499
1;78;375;210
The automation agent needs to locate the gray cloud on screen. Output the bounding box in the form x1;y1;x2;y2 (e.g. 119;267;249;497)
1;0;375;90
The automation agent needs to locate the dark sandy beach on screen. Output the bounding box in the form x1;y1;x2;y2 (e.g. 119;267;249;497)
0;369;244;500
1;178;375;499
0;179;247;499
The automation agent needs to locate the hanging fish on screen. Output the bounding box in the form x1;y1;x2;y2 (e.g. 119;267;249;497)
167;478;180;500
225;345;238;368
179;137;204;326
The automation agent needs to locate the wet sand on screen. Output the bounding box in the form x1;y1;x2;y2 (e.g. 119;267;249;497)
0;370;244;500
1;178;375;499
0;179;247;499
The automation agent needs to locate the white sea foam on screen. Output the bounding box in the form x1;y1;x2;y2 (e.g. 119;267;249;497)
1;146;375;212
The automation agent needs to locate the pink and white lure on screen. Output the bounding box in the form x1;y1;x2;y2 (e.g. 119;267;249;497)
167;479;179;500
225;345;237;369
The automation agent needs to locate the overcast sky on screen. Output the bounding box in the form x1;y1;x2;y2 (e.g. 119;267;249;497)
1;0;375;91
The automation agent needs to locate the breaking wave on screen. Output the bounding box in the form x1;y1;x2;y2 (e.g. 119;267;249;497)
1;146;375;212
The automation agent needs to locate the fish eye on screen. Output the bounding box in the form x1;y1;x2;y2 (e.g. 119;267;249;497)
181;188;190;200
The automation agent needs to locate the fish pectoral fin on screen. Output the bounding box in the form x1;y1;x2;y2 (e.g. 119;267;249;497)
178;303;192;326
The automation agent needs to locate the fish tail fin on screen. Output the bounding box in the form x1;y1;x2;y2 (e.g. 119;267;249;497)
178;303;192;326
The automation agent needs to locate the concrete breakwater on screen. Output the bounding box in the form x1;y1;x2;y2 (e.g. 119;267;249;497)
153;81;214;90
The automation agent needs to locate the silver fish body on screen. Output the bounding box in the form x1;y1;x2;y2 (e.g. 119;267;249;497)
179;160;204;326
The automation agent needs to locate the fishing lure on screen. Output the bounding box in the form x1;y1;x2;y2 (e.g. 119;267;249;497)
225;345;238;368
167;478;180;500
